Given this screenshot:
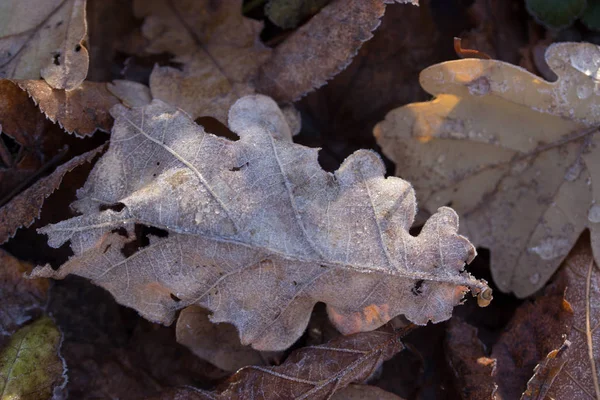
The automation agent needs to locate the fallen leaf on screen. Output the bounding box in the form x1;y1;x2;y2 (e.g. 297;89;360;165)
17;80;120;136
156;327;410;400
543;236;600;399
375;42;600;297
32;94;490;351
521;340;571;400
0;145;105;244
107;80;152;108
490;254;572;398
133;0;416;122
445;319;498;400
176;305;281;372
0;0;89;90
256;0;419;103
0;250;49;336
0;316;67;400
266;0;331;29
134;0;271;122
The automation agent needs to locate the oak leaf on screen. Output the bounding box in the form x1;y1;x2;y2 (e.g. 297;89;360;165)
152;327;409;400
32;94;489;351
0;0;88;90
375;42;600;297
132;0;416;123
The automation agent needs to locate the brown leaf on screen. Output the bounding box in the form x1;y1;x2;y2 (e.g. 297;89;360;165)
256;0;417;102
0;79;65;200
0;0;89;90
134;0;270;122
176;305;281;372
375;42;600;297
157;327;409;400
0;250;49;336
32;95;490;351
521;340;571;400
133;0;416;122
17;80;120;136
265;0;330;29
490;259;572;398
543;236;600;399
445;319;498;400
0;145;105;244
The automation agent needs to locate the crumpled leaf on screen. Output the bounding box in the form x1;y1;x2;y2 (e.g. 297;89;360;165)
153;327;410;400
133;0;416;123
31;94;489;351
0;145;105;244
0;0;89;90
266;0;331;29
542;236;600;399
17;80;120;136
445;319;497;400
176;305;281;372
375;42;600;297
0;316;66;400
0;250;49;336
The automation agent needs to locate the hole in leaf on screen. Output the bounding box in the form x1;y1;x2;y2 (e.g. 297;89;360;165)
75;44;81;52
229;161;249;172
121;224;169;257
111;227;129;238
411;280;424;296
195;117;239;141
170;293;181;302
99;202;126;212
53;53;61;66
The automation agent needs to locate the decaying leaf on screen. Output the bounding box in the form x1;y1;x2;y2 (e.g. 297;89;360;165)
176;305;280;371
0;250;49;336
0;316;66;400
17;80;120;136
330;384;406;399
543;237;600;399
445;319;497;400
490;261;572;399
132;0;416;122
375;42;600;297
0;0;88;90
0;145;104;244
521;340;571;400
32;94;490;351
155;327;410;400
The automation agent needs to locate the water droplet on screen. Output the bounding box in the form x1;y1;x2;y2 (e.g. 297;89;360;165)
588;204;600;223
529;272;540;284
529;237;571;260
564;159;583;182
577;85;593;100
215;210;220;215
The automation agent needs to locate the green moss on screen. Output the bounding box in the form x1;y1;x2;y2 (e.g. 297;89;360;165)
0;317;65;400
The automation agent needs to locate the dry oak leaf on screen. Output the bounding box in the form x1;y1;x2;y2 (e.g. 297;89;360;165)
0;145;104;244
31;94;490;351
133;0;416;123
0;0;88;90
375;42;600;297
541;236;600;399
153;328;409;400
